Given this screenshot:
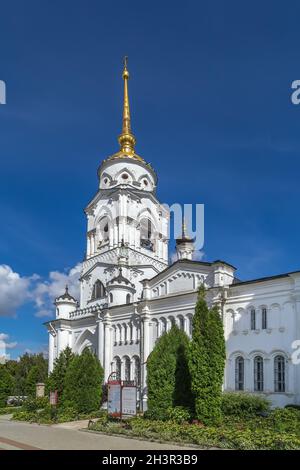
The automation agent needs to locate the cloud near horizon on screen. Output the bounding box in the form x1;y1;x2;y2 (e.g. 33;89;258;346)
0;263;81;319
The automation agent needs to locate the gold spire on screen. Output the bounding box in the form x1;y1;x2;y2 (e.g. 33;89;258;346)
108;57;144;162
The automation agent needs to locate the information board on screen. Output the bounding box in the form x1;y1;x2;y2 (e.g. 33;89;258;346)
49;390;58;405
107;383;121;417
121;386;137;416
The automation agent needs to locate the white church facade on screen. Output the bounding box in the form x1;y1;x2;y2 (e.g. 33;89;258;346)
45;60;300;409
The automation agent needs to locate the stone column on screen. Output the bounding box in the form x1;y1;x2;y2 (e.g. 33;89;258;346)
103;315;111;381
97;315;104;368
264;358;272;393
184;316;189;337
48;331;55;374
87;236;91;258
141;311;151;410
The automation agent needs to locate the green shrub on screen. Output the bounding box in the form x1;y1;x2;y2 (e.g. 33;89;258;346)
47;346;74;399
147;325;192;420
62;348;104;413
188;286;226;425
166;406;191;424
285;404;300;410
89;415;300;450
23;396;49;412
221;392;270;417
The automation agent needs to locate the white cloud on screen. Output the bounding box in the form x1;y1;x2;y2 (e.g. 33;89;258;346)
0;265;31;317
32;263;81;318
0;263;81;319
0;332;17;363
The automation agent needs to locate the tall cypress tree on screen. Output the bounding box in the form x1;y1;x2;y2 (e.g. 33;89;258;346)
47;346;74;399
188;285;226;424
62;348;104;413
147;325;192;420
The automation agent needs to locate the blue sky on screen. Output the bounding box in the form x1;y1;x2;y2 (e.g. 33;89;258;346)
1;0;300;358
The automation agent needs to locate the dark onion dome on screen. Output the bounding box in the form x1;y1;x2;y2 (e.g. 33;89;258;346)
55;285;77;302
107;267;134;288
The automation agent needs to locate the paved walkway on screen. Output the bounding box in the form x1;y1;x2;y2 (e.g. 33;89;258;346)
0;415;196;450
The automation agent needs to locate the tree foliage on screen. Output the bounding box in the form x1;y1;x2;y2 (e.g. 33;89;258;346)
47;346;74;399
188;285;226;424
147;325;192;420
0;366;14;406
1;353;48;400
62;348;104;413
25;365;47;396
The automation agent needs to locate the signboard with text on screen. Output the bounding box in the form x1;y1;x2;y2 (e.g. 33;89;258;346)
107;383;121;417
121;386;137;416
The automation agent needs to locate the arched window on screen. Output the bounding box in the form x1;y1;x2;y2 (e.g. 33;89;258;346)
99;217;109;243
124;356;131;381
169;317;175;329
254;356;264;391
235;356;244;391
160;318;167;335
250;309;256;330
133;356;140;387
140;218;154;251
114;357;121;380
274;355;285;392
126;293;131;304
109;293;113;303
91;280;106;300
262;307;267;329
178;316;184;331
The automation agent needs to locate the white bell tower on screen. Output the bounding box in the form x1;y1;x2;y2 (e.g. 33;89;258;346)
80;58;169;308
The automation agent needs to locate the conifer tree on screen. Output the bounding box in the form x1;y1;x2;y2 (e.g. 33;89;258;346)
47;346;74;399
147;325;192;420
62;348;104;413
188;285;226;424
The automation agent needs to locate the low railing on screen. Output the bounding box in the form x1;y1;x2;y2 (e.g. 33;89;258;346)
69;303;108;319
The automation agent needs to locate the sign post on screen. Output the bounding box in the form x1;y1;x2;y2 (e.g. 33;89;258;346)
49;390;58;421
107;373;137;419
121;382;137;417
107;372;121;418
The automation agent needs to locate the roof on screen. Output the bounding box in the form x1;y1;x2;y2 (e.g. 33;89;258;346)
230;270;300;287
107;267;135;287
55;286;77;303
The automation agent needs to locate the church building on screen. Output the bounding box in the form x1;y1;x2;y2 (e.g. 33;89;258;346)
45;60;300;409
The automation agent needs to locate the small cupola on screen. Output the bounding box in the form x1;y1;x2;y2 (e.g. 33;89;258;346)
176;219;195;260
106;267;136;306
54;285;78;319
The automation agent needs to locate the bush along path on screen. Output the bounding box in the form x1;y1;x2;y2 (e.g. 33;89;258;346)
88;404;300;450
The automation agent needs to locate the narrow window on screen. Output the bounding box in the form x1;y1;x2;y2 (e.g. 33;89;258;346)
126;293;131;304
274;355;285;392
250;309;256;330
109;293;113;303
262;307;267;329
254;356;264;391
235;356;244;391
